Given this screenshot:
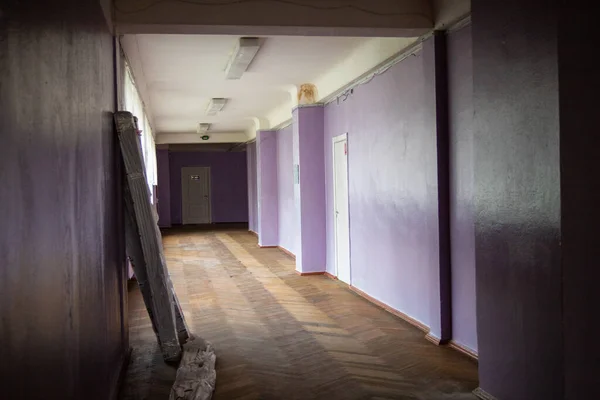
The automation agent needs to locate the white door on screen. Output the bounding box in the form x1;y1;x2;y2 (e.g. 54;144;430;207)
333;134;351;284
181;167;211;224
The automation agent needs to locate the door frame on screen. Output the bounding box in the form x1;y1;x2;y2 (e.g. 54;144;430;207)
181;166;212;225
332;133;350;283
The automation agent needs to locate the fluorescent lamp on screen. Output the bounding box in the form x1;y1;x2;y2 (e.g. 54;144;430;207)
224;37;261;80
197;123;211;134
205;98;228;116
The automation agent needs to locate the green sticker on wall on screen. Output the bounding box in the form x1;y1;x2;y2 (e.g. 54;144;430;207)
201;135;210;141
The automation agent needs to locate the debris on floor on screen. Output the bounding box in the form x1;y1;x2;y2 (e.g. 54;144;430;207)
170;338;217;400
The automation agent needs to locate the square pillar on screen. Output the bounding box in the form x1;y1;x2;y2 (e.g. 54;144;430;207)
423;31;452;345
246;142;258;234
256;130;278;246
156;148;171;228
472;1;600;399
293;105;326;273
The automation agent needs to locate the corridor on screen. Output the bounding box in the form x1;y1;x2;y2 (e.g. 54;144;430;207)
120;228;478;400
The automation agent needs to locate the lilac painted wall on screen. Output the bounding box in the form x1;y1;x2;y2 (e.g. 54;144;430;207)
294;106;327;273
247;142;258;233
324;48;438;328
256;130;279;246
292;113;302;257
276;125;296;254
169;151;249;224
157;148;172;227
447;25;477;353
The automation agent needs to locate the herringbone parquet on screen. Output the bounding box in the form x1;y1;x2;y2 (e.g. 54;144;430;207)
119;228;478;400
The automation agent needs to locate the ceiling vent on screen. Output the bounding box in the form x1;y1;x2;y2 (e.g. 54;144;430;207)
205;98;228;116
224;37;261;80
197;123;211;134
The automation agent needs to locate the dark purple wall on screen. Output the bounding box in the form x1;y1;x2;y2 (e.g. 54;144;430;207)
559;2;600;398
473;1;562;398
324;47;438;328
157;148;172;227
0;1;128;399
247;142;258;232
169;151;249;224
447;25;477;353
277;125;295;254
422;33;449;342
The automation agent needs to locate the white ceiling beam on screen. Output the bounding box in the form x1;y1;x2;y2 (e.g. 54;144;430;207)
432;0;471;29
114;0;433;36
156;132;250;144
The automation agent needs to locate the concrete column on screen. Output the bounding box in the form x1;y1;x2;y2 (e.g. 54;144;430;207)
256;130;278;246
292;105;326;274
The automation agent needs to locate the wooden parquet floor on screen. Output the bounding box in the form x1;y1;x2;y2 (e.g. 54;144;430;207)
119;228;478;400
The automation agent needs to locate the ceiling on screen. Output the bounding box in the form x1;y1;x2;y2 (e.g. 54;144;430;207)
123;35;389;136
117;1;470;144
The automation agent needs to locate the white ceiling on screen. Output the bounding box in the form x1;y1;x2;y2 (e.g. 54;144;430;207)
124;35;374;135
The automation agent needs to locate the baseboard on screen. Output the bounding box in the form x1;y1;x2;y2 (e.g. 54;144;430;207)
425;332;449;346
473;388;498;400
348;285;429;333
448;340;478;361
248;230;258;237
278;246;296;259
112;347;132;400
258;244;277;248
295;271;326;276
324;272;338;280
328;280;479;361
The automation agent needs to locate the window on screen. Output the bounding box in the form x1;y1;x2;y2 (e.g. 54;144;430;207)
122;62;158;203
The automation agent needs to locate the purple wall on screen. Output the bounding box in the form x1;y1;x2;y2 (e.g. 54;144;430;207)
473;1;561;398
447;25;477;353
422;33;448;342
157;148;172;227
294;106;326;273
292;113;302;258
324;48;438;327
473;0;600;398
169;151;249;224
277;125;296;254
0;1;128;398
256;130;279;246
559;2;600;398
247;142;258;233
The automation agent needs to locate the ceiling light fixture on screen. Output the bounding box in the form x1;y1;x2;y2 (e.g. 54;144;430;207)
197;123;211;134
224;37;261;80
205;98;228;116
